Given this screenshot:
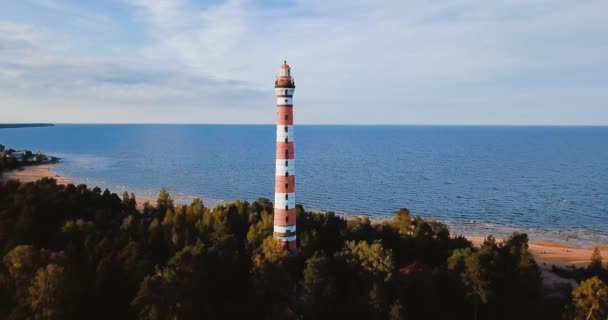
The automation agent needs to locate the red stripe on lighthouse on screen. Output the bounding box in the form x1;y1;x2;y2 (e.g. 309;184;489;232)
275;142;294;159
273;208;297;226
277;107;293;125
275;175;295;193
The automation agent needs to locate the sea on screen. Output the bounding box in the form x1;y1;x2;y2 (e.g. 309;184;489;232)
1;125;607;246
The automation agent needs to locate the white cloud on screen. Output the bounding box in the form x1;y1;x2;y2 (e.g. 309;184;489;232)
1;0;607;124
0;21;45;43
24;0;117;32
128;0;193;32
0;19;265;110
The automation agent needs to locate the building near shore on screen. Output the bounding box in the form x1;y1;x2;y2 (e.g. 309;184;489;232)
273;61;297;251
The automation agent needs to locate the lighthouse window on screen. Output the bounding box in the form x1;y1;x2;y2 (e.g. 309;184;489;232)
285;171;289;177
284;99;288;103
284;90;288;95
285;160;288;166
284;126;288;132
285;194;288;200
284;114;288;120
285;149;289;157
285;183;288;189
285;216;288;222
284;137;288;143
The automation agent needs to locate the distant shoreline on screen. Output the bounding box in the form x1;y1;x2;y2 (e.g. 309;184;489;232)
3;123;608;127
0;123;54;129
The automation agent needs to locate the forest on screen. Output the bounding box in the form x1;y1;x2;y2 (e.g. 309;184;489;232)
0;177;606;319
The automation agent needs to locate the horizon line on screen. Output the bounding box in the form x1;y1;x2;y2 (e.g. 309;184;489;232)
2;122;608;127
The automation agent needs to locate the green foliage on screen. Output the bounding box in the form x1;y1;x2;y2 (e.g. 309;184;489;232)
132;244;206;320
122;191;137;211
156;187;174;214
28;264;69;320
251;237;294;318
590;247;603;271
0;180;576;320
246;210;273;248
3;245;41;286
447;233;543;320
448;247;491;319
392;208;412;235
568;276;608;320
339;240;394;282
254;236;290;267
299;251;334;313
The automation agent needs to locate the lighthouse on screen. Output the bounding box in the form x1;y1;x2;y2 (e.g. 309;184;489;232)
273;60;297;251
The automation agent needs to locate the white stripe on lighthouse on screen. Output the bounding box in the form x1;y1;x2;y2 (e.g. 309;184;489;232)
276;126;294;142
275;159;295;176
275;88;294;96
274;192;296;208
275;235;297;242
274;225;296;233
276;97;293;105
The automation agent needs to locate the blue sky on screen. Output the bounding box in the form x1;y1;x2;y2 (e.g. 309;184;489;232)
1;0;607;124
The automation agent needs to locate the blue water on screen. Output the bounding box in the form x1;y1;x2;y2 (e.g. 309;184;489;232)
1;125;607;245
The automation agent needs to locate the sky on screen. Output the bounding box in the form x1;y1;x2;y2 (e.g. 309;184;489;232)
0;0;607;125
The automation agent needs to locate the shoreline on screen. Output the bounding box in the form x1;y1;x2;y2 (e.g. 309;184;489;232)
1;163;74;185
2;164;606;268
467;235;607;268
0;164;159;210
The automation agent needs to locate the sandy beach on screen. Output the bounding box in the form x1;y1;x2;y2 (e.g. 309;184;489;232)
1;163;73;185
0;164;157;209
467;236;607;267
467;235;608;288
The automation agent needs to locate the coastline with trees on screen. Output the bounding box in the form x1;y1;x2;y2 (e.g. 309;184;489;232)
0;144;59;172
1;149;604;268
0;176;606;319
0;144;68;185
0;124;54;129
1;146;606;319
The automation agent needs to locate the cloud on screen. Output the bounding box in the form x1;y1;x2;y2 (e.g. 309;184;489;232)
0;57;258;101
125;0;608;86
1;0;607;124
128;0;190;28
0;21;62;58
0;19;265;110
23;0;118;32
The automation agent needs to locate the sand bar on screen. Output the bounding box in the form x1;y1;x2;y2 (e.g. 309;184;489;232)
1;163;73;185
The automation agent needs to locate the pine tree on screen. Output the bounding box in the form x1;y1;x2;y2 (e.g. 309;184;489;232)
448;248;492;320
157;187;174;214
569;276;608;320
28;264;68;320
590;248;604;272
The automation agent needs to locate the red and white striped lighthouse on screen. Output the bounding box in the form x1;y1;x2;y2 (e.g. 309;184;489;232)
274;60;297;251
